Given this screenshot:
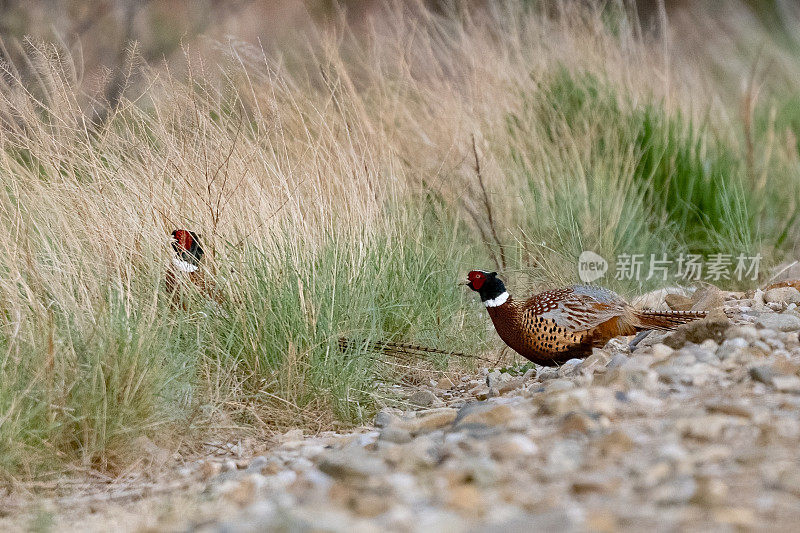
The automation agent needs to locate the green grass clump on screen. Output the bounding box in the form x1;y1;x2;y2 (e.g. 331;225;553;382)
498;68;781;291
0;290;196;475
205;218;487;424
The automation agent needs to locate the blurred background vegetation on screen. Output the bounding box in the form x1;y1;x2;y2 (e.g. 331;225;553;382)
0;0;794;116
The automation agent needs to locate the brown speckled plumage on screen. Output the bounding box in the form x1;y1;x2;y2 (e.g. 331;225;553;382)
467;272;706;366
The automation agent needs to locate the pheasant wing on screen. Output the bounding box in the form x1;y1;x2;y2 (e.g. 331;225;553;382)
523;285;628;332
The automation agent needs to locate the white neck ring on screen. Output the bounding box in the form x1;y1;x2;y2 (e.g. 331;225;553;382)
484;291;509;308
172;257;199;273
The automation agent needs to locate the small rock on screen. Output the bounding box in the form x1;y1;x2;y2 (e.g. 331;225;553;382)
318;450;387;481
691;476;728;506
652;476;697;505
279;428;304;443
485;510;578;532
221;473;263;506
650;343;674;360
665;293;693;311
713;507;756;528
379;427;413;444
571;473;621;494
698;338;719;352
536;367;559;381
454;402;517;428
605;353;629;369
604;337;632;357
408;390;439;407
199;460;222;480
764;286;800;305
676;415;736;440
557;358;584;377
749;365;775;386
578;349;611;371
756;313;800;332
436;376;455;390
716;337;749;360
705;400;754;419
246;456;269;473
486;370;510;389
489;434;538;460
595;365;657;390
397;408;457;434
664;309;731;348
545;379;577;392
350;492;390;517
691;286;725;311
545;440;584;474
540;389;590;416
487;369;534;395
497;373;533;394
560;411;601;434
772;374;800;392
753;289;766;306
633;288;687;311
469;385;491;400
375;409;401;428
446;484;486;515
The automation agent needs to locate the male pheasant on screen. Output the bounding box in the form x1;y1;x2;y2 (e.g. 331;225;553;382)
466;270;706;366
166;229;209;306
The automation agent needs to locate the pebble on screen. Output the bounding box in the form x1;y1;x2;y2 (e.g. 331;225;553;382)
317;450;388;480
772;374;800;392
560;411;602;434
489;434;538;460
571;472;622;494
691;476;728;506
408;389;439;407
652;476;697;505
757;313;800;332
750;365;776;386
545;439;584;474
676;415;734;440
453;402;517;428
650;343;674;360
540;388;591;416
392;408;457;434
765;287;800;305
380;427;413;444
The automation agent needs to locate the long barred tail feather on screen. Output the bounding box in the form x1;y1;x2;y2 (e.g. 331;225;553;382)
632;309;708;331
338;337;495;364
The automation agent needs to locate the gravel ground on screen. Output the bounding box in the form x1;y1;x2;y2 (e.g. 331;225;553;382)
8;285;800;532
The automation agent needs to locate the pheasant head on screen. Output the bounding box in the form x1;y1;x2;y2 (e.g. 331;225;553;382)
466;270;509;307
171;229;204;272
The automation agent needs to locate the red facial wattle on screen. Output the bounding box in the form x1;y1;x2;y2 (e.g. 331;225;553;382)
467;271;486;290
175;230;193;251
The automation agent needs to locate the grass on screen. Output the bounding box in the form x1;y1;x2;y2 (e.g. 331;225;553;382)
0;2;800;478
